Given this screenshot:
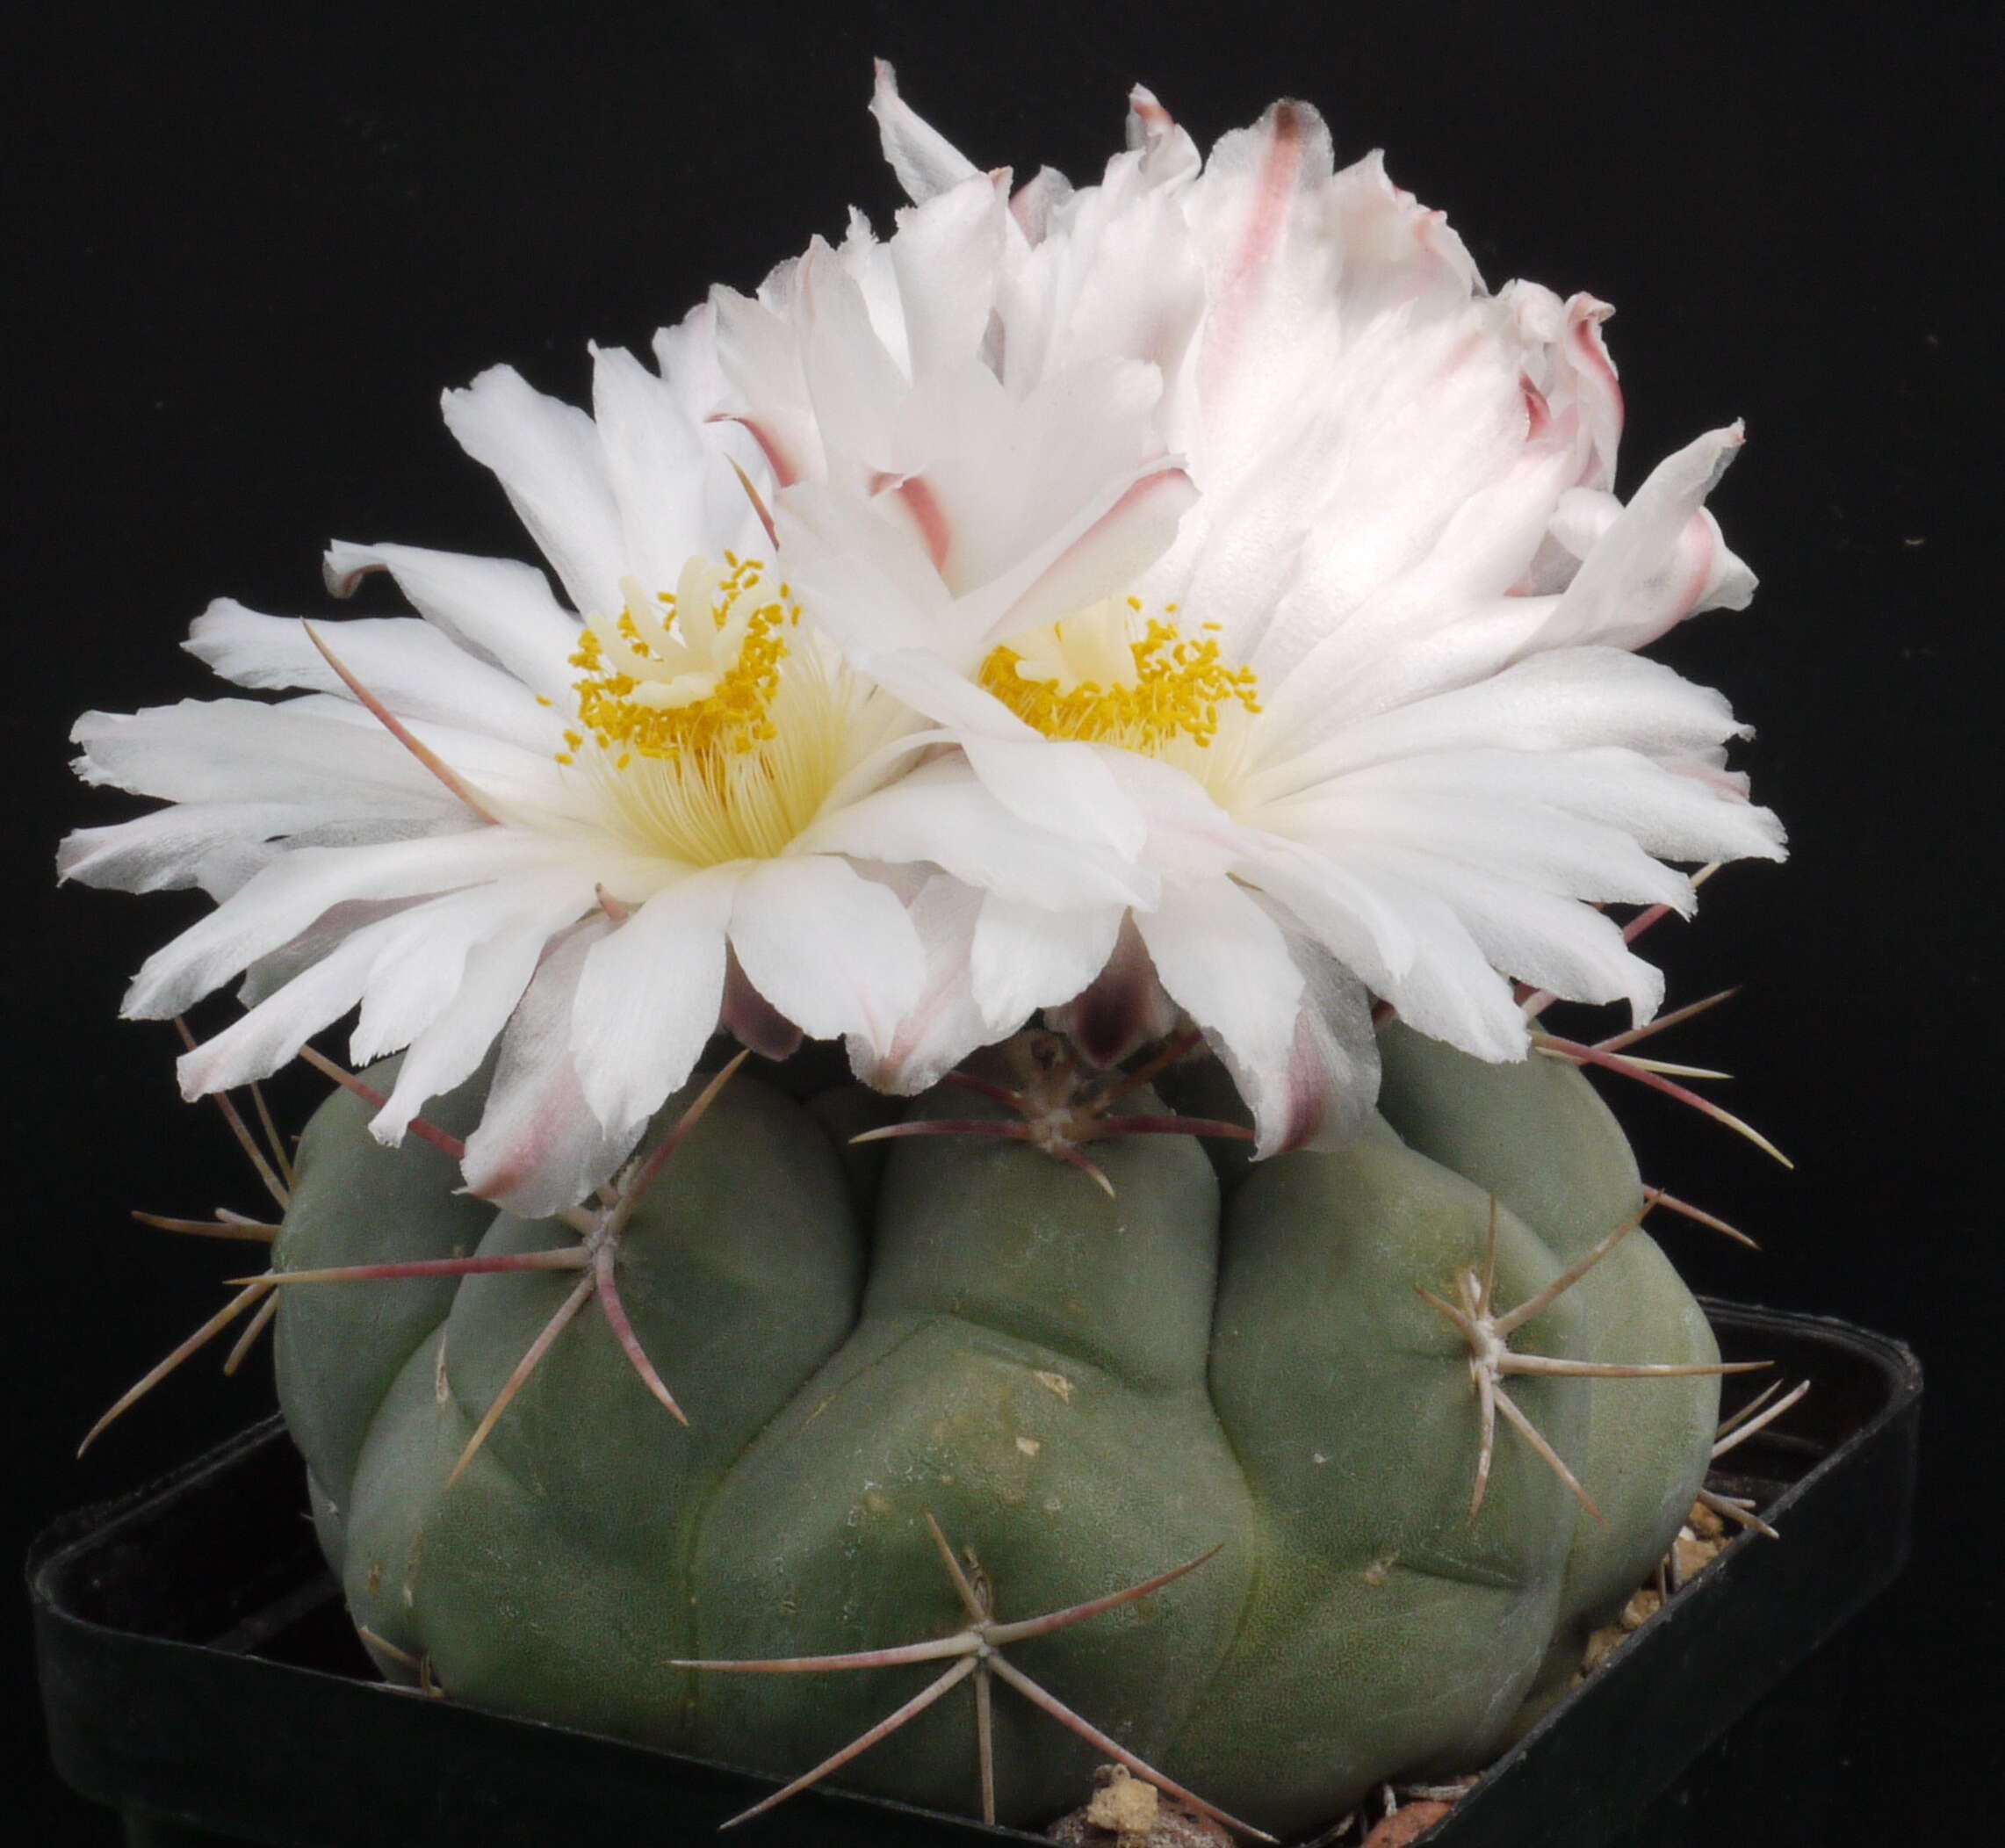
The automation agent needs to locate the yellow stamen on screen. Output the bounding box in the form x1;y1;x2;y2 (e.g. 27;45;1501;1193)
568;557;797;765
978;599;1260;755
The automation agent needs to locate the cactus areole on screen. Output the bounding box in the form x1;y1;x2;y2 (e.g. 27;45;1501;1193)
267;1022;1732;1837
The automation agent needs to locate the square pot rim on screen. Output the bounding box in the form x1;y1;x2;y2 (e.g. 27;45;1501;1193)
28;1298;1921;1848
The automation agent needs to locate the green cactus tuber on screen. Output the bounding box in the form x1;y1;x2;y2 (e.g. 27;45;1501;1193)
256;1027;1743;1837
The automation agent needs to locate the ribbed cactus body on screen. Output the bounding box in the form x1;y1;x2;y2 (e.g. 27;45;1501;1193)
277;1035;1718;1835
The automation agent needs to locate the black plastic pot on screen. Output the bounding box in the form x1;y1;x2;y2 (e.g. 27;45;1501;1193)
30;1302;1918;1848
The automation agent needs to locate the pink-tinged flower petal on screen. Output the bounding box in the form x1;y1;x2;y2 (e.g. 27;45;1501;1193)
1258;989;1375;1156
1529;424;1754;652
708;288;820;489
571;866;739;1130
796;242;921;475
1007;166;1073;242
187;602;552;746
777;480;991;668
1551;292;1624;493
321;540;581;704
459;917;642;1217
441;365;628;620
905;360;1179;616
720;950;804;1062
1124;86;1201;187
979;463;1198;643
730;855;926;1049
1323;148;1483;322
1044;916;1180;1068
1186;98;1335;422
869;59;983;204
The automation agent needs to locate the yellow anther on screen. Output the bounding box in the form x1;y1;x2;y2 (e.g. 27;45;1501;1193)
978;599;1260;754
563;559;797;768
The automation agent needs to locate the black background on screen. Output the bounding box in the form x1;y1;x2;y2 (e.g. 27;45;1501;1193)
7;0;1999;1837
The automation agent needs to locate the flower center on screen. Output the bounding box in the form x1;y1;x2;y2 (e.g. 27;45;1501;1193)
557;556;850;868
978;597;1261;756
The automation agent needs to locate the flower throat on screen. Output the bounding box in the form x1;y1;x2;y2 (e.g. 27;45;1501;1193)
556;556;838;867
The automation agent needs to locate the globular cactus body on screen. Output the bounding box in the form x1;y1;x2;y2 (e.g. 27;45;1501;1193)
277;1031;1720;1836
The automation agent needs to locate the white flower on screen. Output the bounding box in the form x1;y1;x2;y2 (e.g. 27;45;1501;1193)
722;68;1786;1151
61;326;1150;1216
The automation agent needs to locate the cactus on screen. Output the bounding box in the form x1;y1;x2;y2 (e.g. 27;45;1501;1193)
234;1020;1748;1838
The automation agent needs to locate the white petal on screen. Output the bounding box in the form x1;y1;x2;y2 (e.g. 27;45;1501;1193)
1131;880;1305;1113
589;342;733;592
1274;783;1696;914
887;178;1009;380
460;917;641;1216
59;802;326;896
372;874;595;1141
869;59;982;204
970;894;1126;1031
187;601;552;745
847;873;993;1094
1250;847;1527;1060
124;828;575;1020
571;867;739;1130
1230;905;1381;1157
797;757;1156;910
1335;747;1785;869
1261;649;1750;798
323;541;581;705
73;698;458;810
729;855;924;1046
1351;842;1662;1021
174;920;396;1098
1531;424;1754;652
345;874;588;1066
959;733;1147;860
442;365;626;619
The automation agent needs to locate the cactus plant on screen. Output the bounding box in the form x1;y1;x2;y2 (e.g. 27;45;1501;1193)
61;66;1799;1845
205;1013;1743;1838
